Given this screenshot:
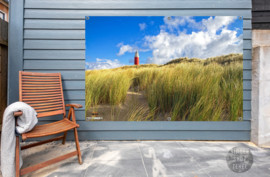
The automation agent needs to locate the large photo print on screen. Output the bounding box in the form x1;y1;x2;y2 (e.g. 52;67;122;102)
85;16;243;121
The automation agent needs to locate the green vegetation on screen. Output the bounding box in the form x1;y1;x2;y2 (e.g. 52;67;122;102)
85;53;243;121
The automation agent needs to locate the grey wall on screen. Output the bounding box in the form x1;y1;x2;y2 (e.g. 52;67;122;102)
8;0;252;140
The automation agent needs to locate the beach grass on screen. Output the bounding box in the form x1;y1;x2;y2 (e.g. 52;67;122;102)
85;53;243;121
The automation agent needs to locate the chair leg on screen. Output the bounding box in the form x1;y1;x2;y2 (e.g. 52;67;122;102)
73;128;82;164
16;136;20;177
62;131;68;145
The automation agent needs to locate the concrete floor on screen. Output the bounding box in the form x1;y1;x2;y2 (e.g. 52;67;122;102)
1;141;270;177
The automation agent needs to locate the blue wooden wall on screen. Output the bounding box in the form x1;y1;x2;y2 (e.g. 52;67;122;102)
8;0;252;140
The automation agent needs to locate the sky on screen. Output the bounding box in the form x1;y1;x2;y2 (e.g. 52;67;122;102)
85;16;243;70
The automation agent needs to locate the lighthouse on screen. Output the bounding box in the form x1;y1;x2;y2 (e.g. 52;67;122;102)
134;51;139;65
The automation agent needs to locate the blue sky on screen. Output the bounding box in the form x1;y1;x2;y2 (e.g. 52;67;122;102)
85;16;243;70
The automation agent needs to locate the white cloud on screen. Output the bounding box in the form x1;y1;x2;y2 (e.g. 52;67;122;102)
117;44;135;56
86;58;125;70
202;16;237;34
139;23;147;30
117;43;149;56
142;16;243;64
162;16;200;31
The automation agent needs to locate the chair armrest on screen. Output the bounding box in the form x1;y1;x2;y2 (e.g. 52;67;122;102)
14;111;23;117
65;104;83;108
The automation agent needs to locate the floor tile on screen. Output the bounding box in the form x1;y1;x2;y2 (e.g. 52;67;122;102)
85;160;147;177
92;141;141;161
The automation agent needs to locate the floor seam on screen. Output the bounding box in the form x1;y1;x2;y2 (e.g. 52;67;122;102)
175;141;212;177
137;143;149;177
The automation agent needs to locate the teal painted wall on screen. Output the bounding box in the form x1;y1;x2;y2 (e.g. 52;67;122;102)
9;0;252;140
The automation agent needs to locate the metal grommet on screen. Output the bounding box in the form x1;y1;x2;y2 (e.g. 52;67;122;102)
239;16;242;20
238;117;243;121
167;16;171;20
86;16;89;20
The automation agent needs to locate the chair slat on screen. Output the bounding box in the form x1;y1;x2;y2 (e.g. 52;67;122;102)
22;92;62;95
22;79;60;82
23;94;62;98
32;104;64;110
17;71;82;176
30;101;63;107
22;87;61;90
22;85;60;87
22;82;60;84
22;89;61;93
37;110;65;118
20;72;60;76
25;99;63;104
20;71;66;118
35;107;63;112
22;76;59;79
22;96;62;101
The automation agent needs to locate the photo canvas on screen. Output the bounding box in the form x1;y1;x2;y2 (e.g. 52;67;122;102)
85;16;243;121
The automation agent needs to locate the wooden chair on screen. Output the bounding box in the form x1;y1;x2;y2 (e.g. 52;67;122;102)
14;71;83;177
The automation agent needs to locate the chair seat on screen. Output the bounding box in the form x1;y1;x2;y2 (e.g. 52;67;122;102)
22;118;79;140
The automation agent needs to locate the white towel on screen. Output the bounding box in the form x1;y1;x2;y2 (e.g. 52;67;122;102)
1;102;38;177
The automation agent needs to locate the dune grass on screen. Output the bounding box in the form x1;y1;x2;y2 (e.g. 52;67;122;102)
85;53;243;121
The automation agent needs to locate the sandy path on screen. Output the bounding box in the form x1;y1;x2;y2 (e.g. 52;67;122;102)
86;87;149;121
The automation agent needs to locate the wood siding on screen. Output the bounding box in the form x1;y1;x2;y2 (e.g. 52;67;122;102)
9;0;252;140
0;19;8;129
252;0;270;29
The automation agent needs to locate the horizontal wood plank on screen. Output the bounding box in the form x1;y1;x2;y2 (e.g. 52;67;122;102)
24;40;85;49
44;110;250;121
243;70;251;80
243;100;251;110
24;70;85;80
24;29;252;40
39;99;251;113
24;61;251;80
24;50;252;60
243;49;251;59
64;90;84;100
23;39;251;50
243;91;251;100
252;23;270;29
243;19;252;29
24;9;252;19
252;0;270;11
25;0;252;9
243;80;251;90
24;60;84;69
37;120;251;131
24;30;85;39
243;111;251;120
24;50;85;59
62;80;84;90
75;130;251;140
243;39;251;49
252;17;270;23
24;65;251;80
24;19;252;30
243;30;252;39
41;109;251;121
243;60;251;70
27;130;250;141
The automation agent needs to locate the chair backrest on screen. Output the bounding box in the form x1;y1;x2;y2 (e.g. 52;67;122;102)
19;71;66;118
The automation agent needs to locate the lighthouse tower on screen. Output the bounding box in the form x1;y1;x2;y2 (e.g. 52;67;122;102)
134;51;139;65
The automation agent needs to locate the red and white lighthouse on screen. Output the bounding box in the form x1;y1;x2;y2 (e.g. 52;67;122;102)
134;51;139;65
